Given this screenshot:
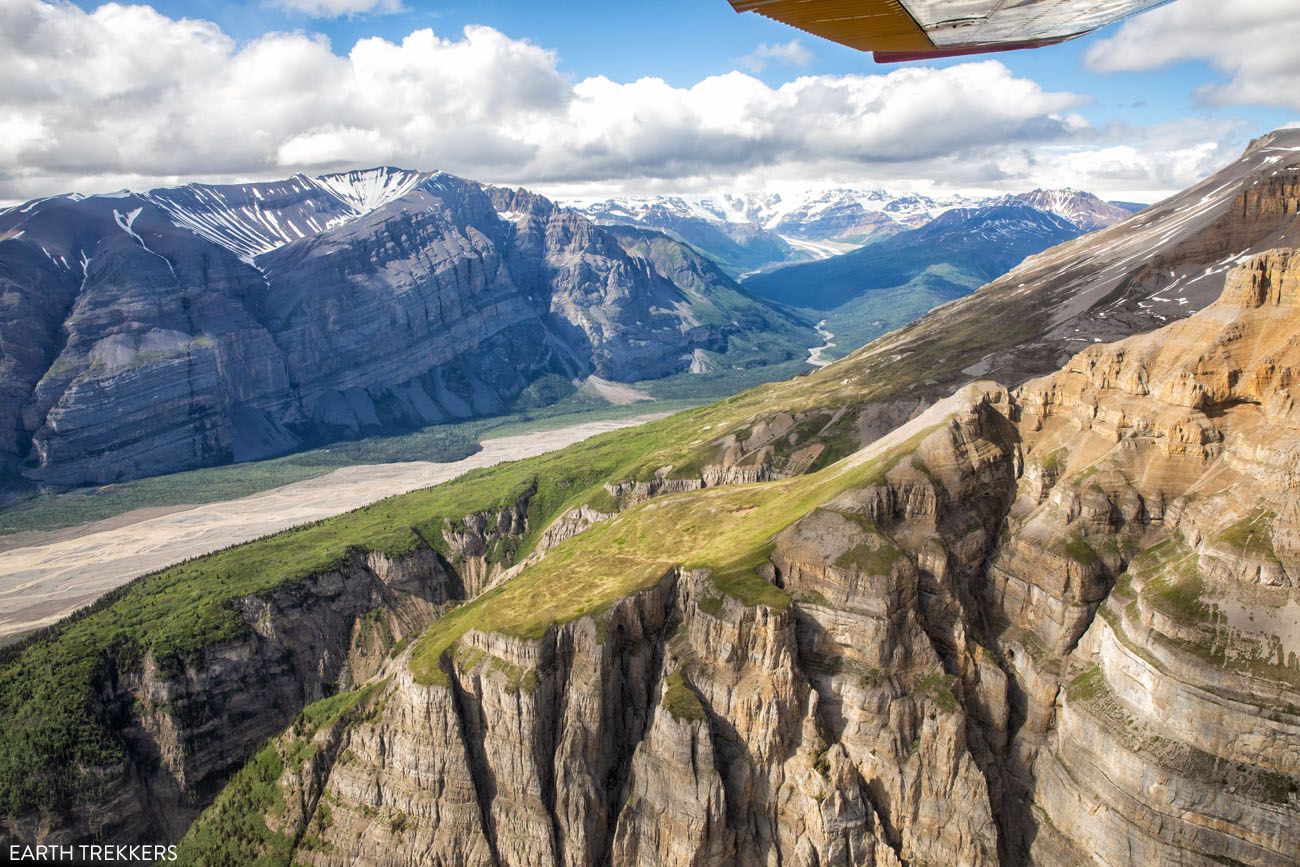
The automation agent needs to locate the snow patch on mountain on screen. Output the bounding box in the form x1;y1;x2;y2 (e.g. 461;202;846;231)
313;167;426;215
1008;189;1135;232
572;186;1136;244
141;167;432;262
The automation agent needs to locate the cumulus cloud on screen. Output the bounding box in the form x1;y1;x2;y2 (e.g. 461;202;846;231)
1086;0;1300;111
275;0;403;17
992;117;1245;202
738;39;813;73
0;0;1256;203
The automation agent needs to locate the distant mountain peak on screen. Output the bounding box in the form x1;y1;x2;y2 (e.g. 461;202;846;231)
1008;188;1134;232
571;184;1131;260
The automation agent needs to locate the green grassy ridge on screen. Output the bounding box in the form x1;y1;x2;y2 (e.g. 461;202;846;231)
1;396;796;817
408;426;938;686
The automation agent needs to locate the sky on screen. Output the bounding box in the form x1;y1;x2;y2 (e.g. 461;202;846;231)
3;0;1299;205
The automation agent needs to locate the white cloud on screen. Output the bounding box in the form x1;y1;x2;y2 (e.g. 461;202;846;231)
0;0;1261;204
1086;0;1300;111
1001;117;1244;203
738;39;813;73
275;0;403;18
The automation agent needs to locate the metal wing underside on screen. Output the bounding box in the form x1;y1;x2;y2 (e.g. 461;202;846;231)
727;0;1174;61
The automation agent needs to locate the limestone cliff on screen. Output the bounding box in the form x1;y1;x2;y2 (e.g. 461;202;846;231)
988;247;1300;865
174;250;1300;866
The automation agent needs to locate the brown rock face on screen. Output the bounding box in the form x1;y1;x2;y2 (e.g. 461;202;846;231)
172;387;1022;866
987;248;1300;865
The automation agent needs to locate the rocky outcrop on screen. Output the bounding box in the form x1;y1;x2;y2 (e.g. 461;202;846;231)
600;403;927;509
281;571;676;866
174;386;1022;866
439;489;534;596
979;249;1300;866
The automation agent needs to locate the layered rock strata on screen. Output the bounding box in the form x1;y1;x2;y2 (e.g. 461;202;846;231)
192;250;1300;866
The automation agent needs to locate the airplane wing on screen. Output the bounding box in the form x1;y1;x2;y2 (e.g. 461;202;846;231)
726;0;1175;62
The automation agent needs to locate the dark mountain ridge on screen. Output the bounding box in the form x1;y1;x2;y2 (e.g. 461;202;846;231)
0;169;812;490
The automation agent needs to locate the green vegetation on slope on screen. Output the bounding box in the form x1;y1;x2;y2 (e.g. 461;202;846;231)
0;246;974;820
5;377;873;816
174;683;381;866
0;405;700;816
637;358;814;402
408;428;935;686
816;267;980;361
1216;509;1280;564
662;669;707;723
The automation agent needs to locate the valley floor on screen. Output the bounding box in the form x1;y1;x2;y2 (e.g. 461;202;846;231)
0;412;667;641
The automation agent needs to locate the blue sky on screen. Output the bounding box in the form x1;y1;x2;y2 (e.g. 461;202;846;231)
99;0;1291;131
7;0;1299;203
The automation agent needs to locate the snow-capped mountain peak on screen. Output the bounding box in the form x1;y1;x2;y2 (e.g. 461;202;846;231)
569;186;1106;242
567;185;1141;278
139;167;434;262
1007;188;1135;232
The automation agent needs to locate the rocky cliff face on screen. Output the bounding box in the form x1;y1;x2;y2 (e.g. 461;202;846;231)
0;483;545;848
0;544;454;848
6;185;1300;863
986;247;1300;865
167;250;1299;865
165;383;1023;867
0;169;809;489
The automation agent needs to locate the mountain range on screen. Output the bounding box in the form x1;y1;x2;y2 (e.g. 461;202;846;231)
573;187;1139;275
0;169;813;490
2;170;1136;494
739;200;1089;358
2;129;1297;865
